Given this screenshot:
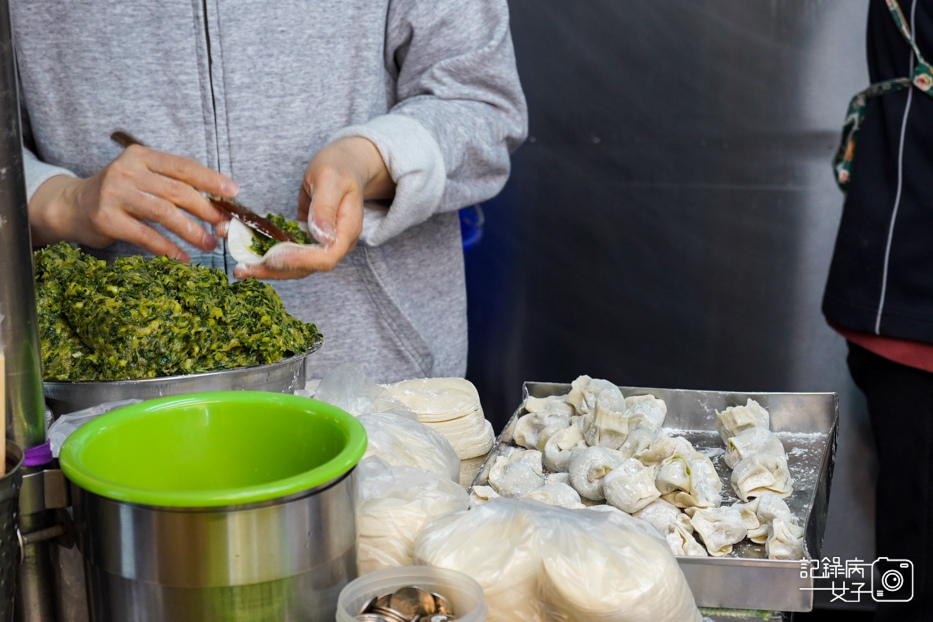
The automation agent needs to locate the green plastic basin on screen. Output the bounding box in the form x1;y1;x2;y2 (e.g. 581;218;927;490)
59;392;367;508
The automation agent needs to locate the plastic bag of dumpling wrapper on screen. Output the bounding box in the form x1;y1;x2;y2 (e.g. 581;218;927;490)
357;412;460;482
356;456;469;575
313;362;419;420
415;498;701;622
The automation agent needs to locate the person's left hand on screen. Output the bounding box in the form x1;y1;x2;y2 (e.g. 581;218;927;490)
229;137;395;280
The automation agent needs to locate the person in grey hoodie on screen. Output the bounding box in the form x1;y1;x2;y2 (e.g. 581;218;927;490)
13;0;528;383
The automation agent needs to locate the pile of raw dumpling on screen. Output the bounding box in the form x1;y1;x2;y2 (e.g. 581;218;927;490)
475;375;806;560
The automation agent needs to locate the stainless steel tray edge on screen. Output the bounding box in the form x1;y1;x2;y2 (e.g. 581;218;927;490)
470;382;839;613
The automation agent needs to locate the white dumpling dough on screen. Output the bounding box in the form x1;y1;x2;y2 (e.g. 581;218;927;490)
488;449;545;497
733;499;769;544
546;472;572;486
725;427;786;469
731;452;793;502
582;389;629;449
655;455;691;495
523;394;569;414
690;506;747;557
523;482;584;509
755;492;796;524
634;498;683;536
661;455;722;510
603;458;661;513
543;425;587;472
227;217;317;266
469;485;500;507
636;435;696;466
618;428;657;460
624;394;668;435
666;513;708;557
767;516;806;560
568;446;626;501
716;398;770;442
566;375;621;415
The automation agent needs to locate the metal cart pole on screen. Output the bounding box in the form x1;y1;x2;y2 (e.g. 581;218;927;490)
0;0;58;619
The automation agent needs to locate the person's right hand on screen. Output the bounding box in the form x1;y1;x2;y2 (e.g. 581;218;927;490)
29;144;239;262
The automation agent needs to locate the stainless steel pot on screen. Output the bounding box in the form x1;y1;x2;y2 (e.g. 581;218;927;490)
71;469;357;622
0;442;23;622
44;345;319;417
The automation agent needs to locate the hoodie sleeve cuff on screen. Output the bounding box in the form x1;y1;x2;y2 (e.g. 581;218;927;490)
329;114;446;246
23;148;76;202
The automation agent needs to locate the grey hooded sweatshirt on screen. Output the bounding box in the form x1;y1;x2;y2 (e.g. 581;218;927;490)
11;0;527;382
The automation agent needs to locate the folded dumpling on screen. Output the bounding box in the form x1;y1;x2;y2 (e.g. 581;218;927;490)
636;434;696;466
634;498;683;536
716;398;770;443
488;449;545;497
618;427;658;460
690;506;747;557
733;499;768;544
523;482;584;510
767;516;806;560
582;389;630;449
731;452;793;502
725;427;786;469
666;513;708;557
568;446;626;501
624;394;668;435
655;455;691;495
543;425;588;472
523;394;569;414
603;458;661;514
566;375;624;415
661;455;722;510
755;492;796;524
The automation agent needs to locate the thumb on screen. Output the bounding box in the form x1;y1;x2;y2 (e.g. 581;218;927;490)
306;179;341;246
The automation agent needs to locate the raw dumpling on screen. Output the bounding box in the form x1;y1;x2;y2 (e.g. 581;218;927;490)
655;455;691;495
535;416;572;451
546;472;572;486
767;516;806;560
523;482;584;509
523;394;568;414
636;435;696;466
661;455;722;510
603;458;661;513
470;485;500;507
715;398;770;443
634;499;683;536
666;513;708;557
624;394;668;435
543;425;587;472
725;427;786;469
566;375;624;415
690;506;747;557
619;428;658;460
733;499;769;544
514;412;567;450
568;446;626;501
488;449;545;497
582;389;629;449
755;492;796;524
731;452;793;502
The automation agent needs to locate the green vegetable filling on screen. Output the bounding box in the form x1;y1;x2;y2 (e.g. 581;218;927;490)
35;243;322;381
249;214;313;256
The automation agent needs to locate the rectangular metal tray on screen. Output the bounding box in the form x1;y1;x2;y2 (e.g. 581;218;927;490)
470;382;838;612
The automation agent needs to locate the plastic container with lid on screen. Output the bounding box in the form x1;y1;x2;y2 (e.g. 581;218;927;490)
336;566;487;622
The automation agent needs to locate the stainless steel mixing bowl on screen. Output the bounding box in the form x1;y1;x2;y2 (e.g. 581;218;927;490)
43;343;320;417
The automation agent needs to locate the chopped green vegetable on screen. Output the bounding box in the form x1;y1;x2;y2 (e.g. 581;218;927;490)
35;243;321;381
249;214;313;256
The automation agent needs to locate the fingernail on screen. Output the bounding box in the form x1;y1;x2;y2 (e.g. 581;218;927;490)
311;220;336;244
223;180;240;197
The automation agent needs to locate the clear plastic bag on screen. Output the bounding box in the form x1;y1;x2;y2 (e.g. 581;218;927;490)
313;363;417;420
48;399;143;457
358;413;460;482
415;497;702;622
355;457;469;575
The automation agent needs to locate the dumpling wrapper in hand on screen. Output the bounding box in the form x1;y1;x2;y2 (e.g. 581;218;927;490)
488;449;545;497
227;217;319;266
603;458;661;513
767;516;806;560
725;427;786;469
690;506;747;557
568;446;626;501
715;398;770;443
731;452;793;502
666;513;708;557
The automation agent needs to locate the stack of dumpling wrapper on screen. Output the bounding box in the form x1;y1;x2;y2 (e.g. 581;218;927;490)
383;377;495;459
